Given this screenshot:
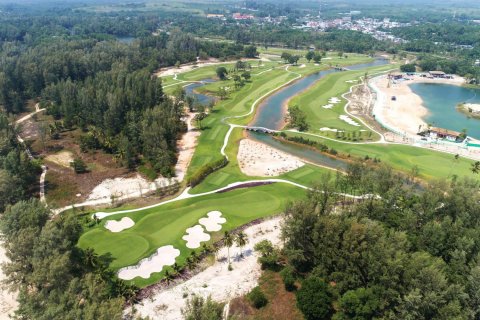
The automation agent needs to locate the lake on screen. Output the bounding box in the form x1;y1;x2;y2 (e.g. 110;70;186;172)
409;83;480;139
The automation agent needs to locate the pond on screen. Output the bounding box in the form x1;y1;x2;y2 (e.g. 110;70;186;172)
409;83;480;139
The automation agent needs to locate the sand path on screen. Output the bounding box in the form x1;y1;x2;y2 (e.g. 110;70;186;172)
0;241;18;320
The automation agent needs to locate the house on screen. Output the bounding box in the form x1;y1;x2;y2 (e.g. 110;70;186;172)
207;14;225;19
426;127;464;142
389;72;403;80
233;13;254;20
429;71;446;78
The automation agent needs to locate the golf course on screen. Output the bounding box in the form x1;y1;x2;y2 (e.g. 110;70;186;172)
78;51;480;288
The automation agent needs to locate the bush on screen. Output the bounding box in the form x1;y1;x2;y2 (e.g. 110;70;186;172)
181;295;224;320
247;286;268;308
254;240;280;270
70;157;87;174
280;267;296;291
187;157;228;187
296;277;333;320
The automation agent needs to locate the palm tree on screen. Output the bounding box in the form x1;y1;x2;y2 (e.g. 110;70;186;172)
223;231;234;267
164;269;174;286
186;256;195;270
190;251;199;263
212;245;220;262
83;248;98;269
172;262;181;274
235;232;248;258
472;161;480;174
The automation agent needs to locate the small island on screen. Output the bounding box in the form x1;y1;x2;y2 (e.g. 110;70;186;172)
457;103;480;119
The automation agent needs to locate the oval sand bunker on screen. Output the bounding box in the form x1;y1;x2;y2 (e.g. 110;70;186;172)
118;245;180;280
104;217;135;232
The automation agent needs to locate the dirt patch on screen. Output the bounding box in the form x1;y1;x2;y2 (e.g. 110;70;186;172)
229;271;304;320
45;150;74;168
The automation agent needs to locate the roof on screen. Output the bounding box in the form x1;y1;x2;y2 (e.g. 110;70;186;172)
429;126;462;137
429;71;446;75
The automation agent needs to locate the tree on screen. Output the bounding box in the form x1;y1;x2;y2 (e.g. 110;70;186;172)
472;161;480;174
241;71;251;82
313;53;322;64
247;286;268;308
281;52;292;63
217;87;228;100
296;277;334;320
244;45;258;58
216;67;228;80
288;55;300;65
254;239;280;270
181;295;224;320
223;231;234;268
306;51;315;62
235;231;248;257
400;64;416;73
336;287;382;320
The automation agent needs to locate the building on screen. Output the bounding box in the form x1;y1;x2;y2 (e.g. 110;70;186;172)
389;72;404;80
233;13;254;20
429;71;446;78
207;14;225;19
426;127;463;142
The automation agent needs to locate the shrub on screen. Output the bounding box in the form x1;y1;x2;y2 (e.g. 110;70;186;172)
70;157;87;174
280;267;296;291
254;240;280;270
296;277;333;320
187;157;228;187
247;286;268;309
181;295;224;320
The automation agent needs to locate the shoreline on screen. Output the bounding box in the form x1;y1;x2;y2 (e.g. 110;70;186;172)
371;74;466;137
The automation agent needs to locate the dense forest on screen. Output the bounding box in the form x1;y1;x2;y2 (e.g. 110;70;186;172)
282;163;480;319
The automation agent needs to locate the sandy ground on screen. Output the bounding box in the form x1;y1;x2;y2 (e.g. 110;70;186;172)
0;241;18;320
104;217;135;232
463;103;480;113
371;74;465;136
44;150;74;168
130;217;283;320
238;139;304;177
85;112;199;204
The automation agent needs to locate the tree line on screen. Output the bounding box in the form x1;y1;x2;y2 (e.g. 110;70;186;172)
281;162;480;319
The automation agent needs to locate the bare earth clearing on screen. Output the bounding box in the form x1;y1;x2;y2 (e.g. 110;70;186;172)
0;241;18;320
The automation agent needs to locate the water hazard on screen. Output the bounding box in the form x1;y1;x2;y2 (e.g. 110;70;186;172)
409;83;480;139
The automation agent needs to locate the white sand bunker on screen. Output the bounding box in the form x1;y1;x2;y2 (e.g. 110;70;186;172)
104;217;135;232
118;245;180;280
339;115;361;126
299;64;306;68
183;225;211;249
320;127;342;132
238;139;304;177
322;104;334;109
199;211;226;232
329;97;341;104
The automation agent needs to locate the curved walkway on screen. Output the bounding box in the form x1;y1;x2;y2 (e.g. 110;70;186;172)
93;178;372;220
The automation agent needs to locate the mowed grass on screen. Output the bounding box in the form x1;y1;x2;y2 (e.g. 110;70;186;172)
289;63;397;141
78;183;307;287
287;131;479;181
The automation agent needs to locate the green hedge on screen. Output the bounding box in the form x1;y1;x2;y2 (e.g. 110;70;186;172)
187;157;228;187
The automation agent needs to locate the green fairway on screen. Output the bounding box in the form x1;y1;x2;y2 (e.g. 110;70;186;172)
288;63;396;141
78;183;307;287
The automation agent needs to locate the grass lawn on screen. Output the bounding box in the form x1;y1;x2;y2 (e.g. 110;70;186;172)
78;183;306;287
288;63;397;141
286;131;479;181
